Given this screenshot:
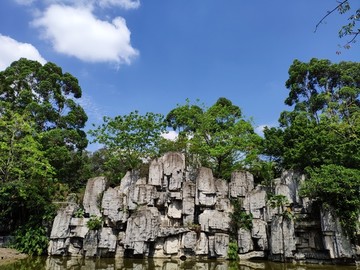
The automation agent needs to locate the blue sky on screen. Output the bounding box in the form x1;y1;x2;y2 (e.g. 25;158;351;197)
1;0;360;151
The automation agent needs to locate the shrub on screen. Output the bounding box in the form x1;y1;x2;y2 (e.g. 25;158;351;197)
86;215;102;230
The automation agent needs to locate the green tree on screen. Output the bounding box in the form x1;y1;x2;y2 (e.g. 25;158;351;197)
0;105;55;239
0;58;88;189
263;58;360;239
166;98;261;179
89;111;166;183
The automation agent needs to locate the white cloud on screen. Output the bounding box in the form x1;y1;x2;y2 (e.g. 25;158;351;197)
0;34;46;71
161;130;178;141
32;5;139;64
98;0;140;9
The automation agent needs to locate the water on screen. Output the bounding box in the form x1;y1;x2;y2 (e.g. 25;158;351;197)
0;257;358;270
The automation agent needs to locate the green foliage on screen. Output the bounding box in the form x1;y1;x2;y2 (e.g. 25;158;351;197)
0;58;88;190
229;199;253;240
301;165;360;239
89;111;166;183
74;207;85;218
86;215;103;230
227;241;239;261
166;98;262;179
268;194;293;220
11;225;49;256
263;58;360;238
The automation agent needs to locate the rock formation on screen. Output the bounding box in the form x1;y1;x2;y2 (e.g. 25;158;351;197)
48;152;360;264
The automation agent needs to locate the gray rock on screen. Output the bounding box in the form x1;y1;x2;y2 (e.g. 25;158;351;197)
167;200;182;219
182;231;197;250
196;167;217;206
69;218;89;238
270;215;296;259
148;157;163;187
229;171;254;198
196;232;208;255
164;236;179;254
199;210;230;232
213;233;229;257
98;227;117;252
83;177;107;216
101;186;127;224
243;186;267;219
163;152;185;191
83;230;99;257
50;202;78;239
124;207;161;254
251;219;268;250
238;228;253;254
320;208;354;259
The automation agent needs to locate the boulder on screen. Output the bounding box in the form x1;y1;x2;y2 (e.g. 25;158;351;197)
320;209;353;259
98;227;117;253
213;233;229;257
238;228;253;254
196;167;216;206
124;207;161;254
83;177;107;216
168;200;182;219
270;215;296;259
83;230;98;257
229;171;254;198
101;186;127;224
195;233;208;255
199;210;230;232
148;157;163;187
164;236;179;254
50;202;78;239
163;152;185;191
182;231;197;250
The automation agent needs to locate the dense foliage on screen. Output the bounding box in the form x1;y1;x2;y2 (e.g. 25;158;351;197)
263;58;360;239
0;59;88;254
165;98;261;179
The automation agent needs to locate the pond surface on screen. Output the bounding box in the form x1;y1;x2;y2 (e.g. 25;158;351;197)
0;257;358;270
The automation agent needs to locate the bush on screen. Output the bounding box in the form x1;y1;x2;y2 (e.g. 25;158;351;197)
227;241;239;261
86;215;102;230
11;226;49;256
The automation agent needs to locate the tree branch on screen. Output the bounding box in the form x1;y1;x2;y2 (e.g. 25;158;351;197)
314;0;349;33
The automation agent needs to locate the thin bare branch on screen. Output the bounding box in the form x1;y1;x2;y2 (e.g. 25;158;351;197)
314;0;349;33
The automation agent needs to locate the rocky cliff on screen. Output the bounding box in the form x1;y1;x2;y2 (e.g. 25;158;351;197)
48;152;360;263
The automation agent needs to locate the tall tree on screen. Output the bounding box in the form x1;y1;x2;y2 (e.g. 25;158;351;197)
0;58;88;189
166;98;261;179
89;111;166;184
263;58;360;239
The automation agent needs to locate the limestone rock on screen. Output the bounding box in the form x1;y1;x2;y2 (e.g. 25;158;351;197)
101;186;127;224
83;230;99;257
163;152;185;191
196;167;216;206
50;202;78;239
270;215;296;259
196;233;208;255
238;228;253;254
98;227;117;253
124;207;161;254
168;200;182;219
251;219;268;250
182;231;197;250
243;186;267;219
213;233;229;257
199;210;230;232
148;157;163;187
229;171;254;198
69;218;89;238
83;177;107;216
164;236;179;254
320;209;353;259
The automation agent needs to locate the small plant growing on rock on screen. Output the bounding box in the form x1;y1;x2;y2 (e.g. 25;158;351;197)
74;207;85;218
227;241;239;261
86;215;102;230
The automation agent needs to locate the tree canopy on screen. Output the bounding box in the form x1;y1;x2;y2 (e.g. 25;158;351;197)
0;58;88;189
263;58;360;239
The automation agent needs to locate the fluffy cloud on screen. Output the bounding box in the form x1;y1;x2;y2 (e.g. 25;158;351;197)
32;5;139;64
0;34;46;71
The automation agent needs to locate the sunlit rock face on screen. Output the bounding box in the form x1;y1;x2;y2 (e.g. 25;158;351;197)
48;152;359;264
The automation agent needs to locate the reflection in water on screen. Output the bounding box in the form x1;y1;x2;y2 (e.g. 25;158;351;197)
0;257;358;270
